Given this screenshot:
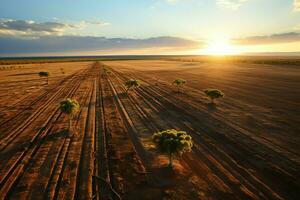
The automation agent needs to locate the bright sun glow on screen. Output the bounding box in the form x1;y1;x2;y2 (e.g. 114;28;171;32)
204;38;241;56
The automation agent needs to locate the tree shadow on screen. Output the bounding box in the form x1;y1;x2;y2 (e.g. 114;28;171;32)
150;166;179;187
0;142;28;159
149;155;194;187
205;102;217;112
118;91;128;99
45;129;69;141
157;89;185;98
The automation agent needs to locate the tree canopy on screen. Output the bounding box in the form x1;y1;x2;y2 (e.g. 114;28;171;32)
204;89;224;103
125;79;141;92
103;67;111;74
38;71;49;77
152;129;193;167
59;98;80;116
172;79;186;92
172;79;186;86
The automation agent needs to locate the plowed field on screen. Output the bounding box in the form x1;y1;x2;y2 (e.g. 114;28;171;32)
0;60;299;200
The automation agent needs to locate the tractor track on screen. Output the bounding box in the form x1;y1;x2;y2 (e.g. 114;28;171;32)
0;64;95;200
0;69;85;128
99;65;148;199
108;67;299;200
0;68;89;150
0;60;298;200
135;71;300;160
108;69;262;199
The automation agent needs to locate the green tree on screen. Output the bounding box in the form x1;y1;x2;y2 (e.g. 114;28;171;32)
103;67;111;75
152;129;193;168
125;79;141;93
204;89;224;104
59;98;80;131
38;71;50;84
172;79;186;92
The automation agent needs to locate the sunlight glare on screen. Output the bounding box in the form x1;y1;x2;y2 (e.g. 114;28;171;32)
204;38;241;56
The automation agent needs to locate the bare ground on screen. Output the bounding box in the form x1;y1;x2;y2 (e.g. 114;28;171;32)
0;60;299;200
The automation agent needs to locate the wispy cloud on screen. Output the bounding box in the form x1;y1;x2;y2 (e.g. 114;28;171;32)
82;21;110;26
294;0;300;11
234;32;300;44
216;0;248;10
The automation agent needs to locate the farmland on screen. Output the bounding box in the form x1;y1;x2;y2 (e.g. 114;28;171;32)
0;58;299;200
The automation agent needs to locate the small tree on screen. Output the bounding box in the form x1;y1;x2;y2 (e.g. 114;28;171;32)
59;98;80;131
103;67;111;75
38;71;50;84
172;79;186;92
125;79;141;93
204;89;224;104
152;129;193;168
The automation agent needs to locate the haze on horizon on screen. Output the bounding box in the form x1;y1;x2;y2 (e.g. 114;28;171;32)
0;0;300;56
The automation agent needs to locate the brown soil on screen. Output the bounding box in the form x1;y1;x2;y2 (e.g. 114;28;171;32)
0;60;299;200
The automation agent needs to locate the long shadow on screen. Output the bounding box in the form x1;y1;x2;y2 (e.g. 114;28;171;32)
118;91;128;99
0;130;68;163
205;102;218;112
0;143;28;159
8;72;38;76
45;129;69;142
142;85;186;98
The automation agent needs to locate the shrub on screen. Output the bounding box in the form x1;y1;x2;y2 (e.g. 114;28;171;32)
103;67;111;74
152;129;193;168
172;79;186;92
125;79;141;93
59;98;80;131
38;71;50;84
204;89;224;103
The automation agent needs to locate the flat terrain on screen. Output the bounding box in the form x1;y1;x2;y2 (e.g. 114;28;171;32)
0;59;299;200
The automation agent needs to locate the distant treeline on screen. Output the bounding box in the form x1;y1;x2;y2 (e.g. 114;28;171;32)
0;55;300;66
237;59;300;66
168;56;300;66
0;55;172;65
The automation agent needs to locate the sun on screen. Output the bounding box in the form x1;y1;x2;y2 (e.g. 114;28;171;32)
204;38;241;56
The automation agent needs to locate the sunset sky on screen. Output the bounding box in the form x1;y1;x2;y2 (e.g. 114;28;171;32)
0;0;300;56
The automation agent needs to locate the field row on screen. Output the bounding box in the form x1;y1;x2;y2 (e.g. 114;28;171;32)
0;61;299;200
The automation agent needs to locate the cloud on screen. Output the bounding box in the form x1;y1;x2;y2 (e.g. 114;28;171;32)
294;0;300;11
0;18;199;55
0;19;109;37
0;19;76;36
78;20;110;26
0;36;202;55
234;32;300;45
216;0;248;10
